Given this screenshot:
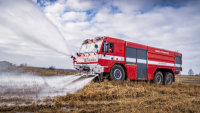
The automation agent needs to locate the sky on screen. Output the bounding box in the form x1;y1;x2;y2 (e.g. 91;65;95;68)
0;0;200;75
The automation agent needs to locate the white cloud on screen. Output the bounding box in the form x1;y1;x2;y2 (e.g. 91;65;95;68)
44;2;65;15
113;0;159;13
65;0;94;11
62;11;87;21
31;0;37;3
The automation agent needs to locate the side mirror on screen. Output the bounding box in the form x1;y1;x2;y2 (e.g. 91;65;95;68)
103;42;110;52
76;52;79;56
94;44;98;49
103;42;110;56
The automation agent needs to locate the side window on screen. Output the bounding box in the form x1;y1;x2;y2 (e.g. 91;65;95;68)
102;42;114;53
109;43;114;53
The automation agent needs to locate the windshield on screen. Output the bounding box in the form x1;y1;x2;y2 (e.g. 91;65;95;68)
79;41;102;54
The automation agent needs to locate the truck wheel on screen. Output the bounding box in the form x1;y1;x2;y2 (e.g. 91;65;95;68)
93;74;104;82
163;72;173;85
93;76;99;82
110;64;125;81
154;71;163;84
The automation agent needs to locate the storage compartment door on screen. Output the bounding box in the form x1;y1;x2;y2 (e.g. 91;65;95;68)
126;65;137;80
175;56;181;71
137;49;147;80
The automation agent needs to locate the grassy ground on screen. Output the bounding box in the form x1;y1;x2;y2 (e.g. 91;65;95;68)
0;76;200;113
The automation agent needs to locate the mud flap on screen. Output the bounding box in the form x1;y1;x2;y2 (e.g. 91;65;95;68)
93;73;104;82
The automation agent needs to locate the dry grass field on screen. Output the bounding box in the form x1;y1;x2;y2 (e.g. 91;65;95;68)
0;75;200;113
4;66;77;75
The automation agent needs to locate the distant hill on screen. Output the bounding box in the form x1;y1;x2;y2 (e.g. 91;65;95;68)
34;67;77;72
0;61;77;72
0;61;13;67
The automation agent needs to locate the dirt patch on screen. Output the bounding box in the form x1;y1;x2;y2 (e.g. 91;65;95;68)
182;80;200;84
176;76;200;84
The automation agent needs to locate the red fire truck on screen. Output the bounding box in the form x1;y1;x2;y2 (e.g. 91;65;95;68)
72;36;182;85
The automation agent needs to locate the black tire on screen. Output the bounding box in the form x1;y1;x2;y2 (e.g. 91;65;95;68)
93;76;99;82
110;64;125;81
154;71;163;84
163;72;173;85
93;75;104;82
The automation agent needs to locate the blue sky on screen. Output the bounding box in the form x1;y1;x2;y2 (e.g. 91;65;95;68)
0;0;200;75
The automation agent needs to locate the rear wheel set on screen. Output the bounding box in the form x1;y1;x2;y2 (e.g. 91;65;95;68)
154;71;173;85
163;72;173;85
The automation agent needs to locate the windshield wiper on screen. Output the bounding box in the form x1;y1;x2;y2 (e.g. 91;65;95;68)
89;51;94;53
79;52;88;54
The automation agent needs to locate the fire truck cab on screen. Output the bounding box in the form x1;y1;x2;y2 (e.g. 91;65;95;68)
73;36;182;85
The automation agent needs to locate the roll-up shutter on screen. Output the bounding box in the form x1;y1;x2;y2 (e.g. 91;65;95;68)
126;47;136;64
175;56;181;71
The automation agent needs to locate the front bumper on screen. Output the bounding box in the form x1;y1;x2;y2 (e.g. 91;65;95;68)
74;63;105;75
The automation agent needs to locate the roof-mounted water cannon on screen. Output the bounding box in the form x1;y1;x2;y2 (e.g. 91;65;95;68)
95;36;106;41
95;37;101;41
83;39;89;44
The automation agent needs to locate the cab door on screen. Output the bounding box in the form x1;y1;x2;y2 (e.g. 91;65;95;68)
100;41;114;66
